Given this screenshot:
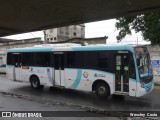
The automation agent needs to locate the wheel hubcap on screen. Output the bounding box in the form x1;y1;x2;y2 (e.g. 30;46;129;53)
99;86;106;94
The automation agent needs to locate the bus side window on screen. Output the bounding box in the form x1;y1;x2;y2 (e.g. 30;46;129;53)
35;52;51;67
86;52;98;69
98;52;110;68
75;52;85;68
66;52;75;68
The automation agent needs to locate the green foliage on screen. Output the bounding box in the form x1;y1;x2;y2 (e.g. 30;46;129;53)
116;11;160;44
154;82;160;86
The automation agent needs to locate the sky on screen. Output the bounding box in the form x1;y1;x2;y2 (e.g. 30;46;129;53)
2;19;150;45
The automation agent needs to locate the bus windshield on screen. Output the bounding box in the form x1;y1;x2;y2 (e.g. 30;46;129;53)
135;46;152;78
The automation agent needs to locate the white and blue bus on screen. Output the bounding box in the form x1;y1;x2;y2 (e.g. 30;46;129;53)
6;44;154;98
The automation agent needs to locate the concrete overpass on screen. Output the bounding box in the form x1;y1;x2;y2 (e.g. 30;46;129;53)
1;0;160;37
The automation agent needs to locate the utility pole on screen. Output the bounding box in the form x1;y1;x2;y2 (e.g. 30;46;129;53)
43;30;47;44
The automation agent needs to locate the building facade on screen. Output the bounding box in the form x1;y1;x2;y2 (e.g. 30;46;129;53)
0;38;43;65
49;36;108;45
45;24;85;43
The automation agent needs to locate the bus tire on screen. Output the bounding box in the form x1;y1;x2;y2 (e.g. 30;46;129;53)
95;82;110;99
30;76;41;89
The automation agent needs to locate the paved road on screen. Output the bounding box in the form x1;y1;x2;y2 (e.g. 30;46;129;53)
0;75;121;119
0;75;160;114
0;94;120;120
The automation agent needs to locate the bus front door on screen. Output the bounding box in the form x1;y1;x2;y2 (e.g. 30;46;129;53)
13;53;21;81
115;54;129;93
54;54;65;86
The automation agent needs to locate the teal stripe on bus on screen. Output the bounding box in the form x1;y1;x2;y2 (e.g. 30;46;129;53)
70;69;82;89
71;45;134;52
7;45;135;53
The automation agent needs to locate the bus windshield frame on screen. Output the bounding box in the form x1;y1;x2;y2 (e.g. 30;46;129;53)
134;46;152;78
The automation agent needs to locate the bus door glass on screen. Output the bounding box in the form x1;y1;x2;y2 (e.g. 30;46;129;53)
115;54;129;93
13;53;21;81
54;52;65;86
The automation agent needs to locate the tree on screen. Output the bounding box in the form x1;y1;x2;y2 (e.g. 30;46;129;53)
116;10;160;44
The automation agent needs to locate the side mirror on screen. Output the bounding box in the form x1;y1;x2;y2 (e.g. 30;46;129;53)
136;58;140;66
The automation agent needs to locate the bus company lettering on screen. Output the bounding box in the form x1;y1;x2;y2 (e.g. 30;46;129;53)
94;73;106;77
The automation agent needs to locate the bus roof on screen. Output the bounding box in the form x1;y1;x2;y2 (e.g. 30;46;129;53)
7;44;135;53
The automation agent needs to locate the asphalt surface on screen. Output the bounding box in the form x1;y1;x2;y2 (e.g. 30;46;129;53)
0;74;160;119
0;94;121;120
0;74;120;120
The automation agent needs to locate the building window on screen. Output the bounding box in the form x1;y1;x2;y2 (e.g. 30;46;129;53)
54;37;57;40
73;32;77;37
50;38;53;41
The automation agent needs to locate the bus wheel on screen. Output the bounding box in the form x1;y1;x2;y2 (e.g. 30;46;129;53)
95;83;110;99
30;76;40;89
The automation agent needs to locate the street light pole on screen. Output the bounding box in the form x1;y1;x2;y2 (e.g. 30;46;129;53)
43;30;47;44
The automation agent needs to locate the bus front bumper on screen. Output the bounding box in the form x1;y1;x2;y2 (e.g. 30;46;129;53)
136;82;154;97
